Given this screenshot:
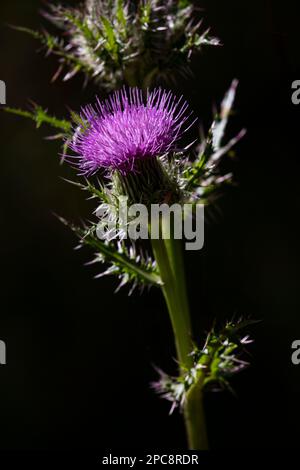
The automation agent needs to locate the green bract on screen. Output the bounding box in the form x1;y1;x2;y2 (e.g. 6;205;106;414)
15;0;220;89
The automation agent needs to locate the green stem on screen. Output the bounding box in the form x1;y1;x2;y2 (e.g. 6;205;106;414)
184;379;208;450
152;236;192;368
151;216;208;450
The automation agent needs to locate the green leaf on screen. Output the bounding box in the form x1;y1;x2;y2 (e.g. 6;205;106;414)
58;217;162;291
64;11;96;42
183;80;245;202
10;25;41;40
101;15;119;60
153;318;255;412
11;23;93;80
139;0;151;29
62;178;111;204
116;0;127;31
3;105;72;132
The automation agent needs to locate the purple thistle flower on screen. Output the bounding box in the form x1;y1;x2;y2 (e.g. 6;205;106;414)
69;87;194;175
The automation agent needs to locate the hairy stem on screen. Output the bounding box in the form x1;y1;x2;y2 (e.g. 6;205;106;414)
151;215;208;450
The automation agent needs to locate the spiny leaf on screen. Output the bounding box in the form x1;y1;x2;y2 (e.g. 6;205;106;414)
3;105;71;132
10;25;41;40
30;0;220;89
183;80;246;202
11;23;93;79
62;178;111;204
58;217;162;290
64;11;96;42
101;15;119;60
152;318;255;413
140;0;151;29
116;0;127;32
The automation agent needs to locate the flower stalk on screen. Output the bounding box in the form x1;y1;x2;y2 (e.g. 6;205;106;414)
151;214;208;450
4;0;252;452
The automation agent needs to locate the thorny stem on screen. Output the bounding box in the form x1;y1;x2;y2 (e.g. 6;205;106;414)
151;215;208;450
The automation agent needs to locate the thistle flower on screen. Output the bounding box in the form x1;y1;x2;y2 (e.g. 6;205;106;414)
5;0;249;452
70;87;193;176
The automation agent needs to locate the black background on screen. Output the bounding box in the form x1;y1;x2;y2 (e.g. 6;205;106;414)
1;0;300;450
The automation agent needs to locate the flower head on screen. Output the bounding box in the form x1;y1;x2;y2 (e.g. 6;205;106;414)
70;87;193;175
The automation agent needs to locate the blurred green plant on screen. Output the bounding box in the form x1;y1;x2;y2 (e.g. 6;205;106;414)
14;0;219;90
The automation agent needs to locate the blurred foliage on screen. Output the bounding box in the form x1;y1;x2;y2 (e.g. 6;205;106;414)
15;0;219;90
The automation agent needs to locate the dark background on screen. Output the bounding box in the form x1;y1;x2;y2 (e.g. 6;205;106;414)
0;0;300;450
